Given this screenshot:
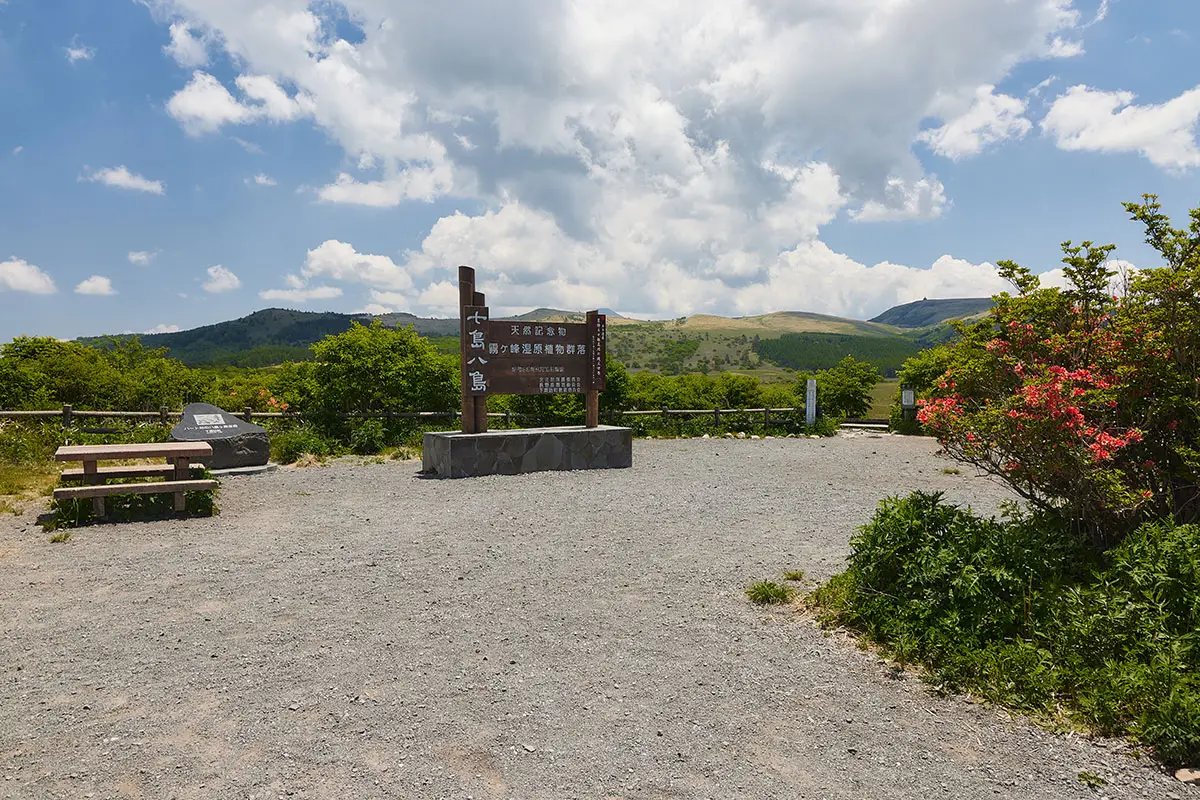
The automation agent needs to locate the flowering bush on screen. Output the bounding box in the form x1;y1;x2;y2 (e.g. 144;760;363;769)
918;196;1200;541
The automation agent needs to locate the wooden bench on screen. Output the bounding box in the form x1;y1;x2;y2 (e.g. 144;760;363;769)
54;442;217;518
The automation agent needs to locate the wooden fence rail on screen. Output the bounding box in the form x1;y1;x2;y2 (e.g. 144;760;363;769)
0;405;888;428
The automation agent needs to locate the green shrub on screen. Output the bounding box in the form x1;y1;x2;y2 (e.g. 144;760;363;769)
813;492;1200;765
348;418;387;455
917;197;1200;539
270;425;335;464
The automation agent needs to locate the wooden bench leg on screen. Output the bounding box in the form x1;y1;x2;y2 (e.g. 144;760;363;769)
83;460;106;518
171;456;189;513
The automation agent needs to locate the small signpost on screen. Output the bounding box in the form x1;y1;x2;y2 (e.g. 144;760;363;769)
805;379;817;426
901;382;917;424
457;265;607;433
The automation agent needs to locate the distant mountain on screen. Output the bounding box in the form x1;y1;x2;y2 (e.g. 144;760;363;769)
503;307;630;322
674;311;900;337
370;312;460;337
79;308;459;367
506;308;590;323
869;298;993;328
74;302;970;373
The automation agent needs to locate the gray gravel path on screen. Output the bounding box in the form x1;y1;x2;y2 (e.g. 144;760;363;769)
0;434;1194;799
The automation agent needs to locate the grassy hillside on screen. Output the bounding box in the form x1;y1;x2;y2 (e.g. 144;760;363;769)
752;333;922;377
72;300;962;374
869;298;992;328
80;308;459;366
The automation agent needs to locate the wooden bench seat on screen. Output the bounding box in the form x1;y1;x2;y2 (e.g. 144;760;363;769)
54;442;213;462
53;480;218;500
60;464;207;481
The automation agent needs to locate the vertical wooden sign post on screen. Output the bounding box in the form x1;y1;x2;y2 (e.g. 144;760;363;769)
585;309;606;428
457;265;607;432
458;266;488;434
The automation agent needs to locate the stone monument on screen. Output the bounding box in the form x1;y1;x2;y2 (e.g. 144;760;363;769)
170;403;271;470
422;266;633;478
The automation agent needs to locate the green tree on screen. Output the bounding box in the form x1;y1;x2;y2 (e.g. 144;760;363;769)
798;355;881;418
309;322;458;414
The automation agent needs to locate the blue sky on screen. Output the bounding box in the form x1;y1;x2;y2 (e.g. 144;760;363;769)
1;0;1198;341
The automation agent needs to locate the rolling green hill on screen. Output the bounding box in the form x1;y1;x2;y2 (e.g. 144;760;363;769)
869;298;993;328
74;300;968;374
79;308;459;367
752;333;923;377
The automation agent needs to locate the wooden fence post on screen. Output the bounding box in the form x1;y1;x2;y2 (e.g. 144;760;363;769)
244;406;253;423
713;408;720;428
160;405;169;425
62;404;72;430
763;407;770;427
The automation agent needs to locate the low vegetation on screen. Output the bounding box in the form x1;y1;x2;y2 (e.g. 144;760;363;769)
746;580;794;605
812;492;1199;765
44;481;218;530
814;196;1200;767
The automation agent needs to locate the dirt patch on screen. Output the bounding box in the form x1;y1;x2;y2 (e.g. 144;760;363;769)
0;435;1189;798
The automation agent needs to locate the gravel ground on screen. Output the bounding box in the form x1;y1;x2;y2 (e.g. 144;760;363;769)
0;433;1195;800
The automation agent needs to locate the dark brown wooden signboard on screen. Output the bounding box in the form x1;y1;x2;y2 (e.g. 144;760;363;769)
458;266;607;433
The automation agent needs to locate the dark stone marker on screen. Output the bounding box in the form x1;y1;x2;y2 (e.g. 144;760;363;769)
170;403;270;469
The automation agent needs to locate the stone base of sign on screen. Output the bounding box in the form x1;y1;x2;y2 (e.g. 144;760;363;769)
422;425;633;478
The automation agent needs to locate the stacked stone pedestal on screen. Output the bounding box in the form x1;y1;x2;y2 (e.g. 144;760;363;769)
422;425;632;478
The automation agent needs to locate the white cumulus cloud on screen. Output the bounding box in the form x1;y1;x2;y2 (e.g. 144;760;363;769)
245;173;277;186
128;250;159;265
302;240;414;291
164;22;208;67
151;0;1095;318
74;275;116;296
258;285;343;302
144;324;182;334
81;166;165;194
202;265;241;293
920;85;1033;159
0;257;57;294
65;42;95;63
1041;84;1200;171
166;71;312;136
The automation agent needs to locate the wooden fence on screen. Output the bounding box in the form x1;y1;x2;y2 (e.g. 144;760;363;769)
0;404;888;429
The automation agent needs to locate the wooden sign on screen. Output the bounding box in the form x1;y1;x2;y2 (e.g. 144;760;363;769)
457;266;607;432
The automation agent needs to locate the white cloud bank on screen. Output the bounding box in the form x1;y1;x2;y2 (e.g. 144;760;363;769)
164;22;207;67
81;166;165;194
75;275;116;296
0;258;57;294
65;41;95;64
920;86;1033;160
144;324;182;334
202;265;241;293
1042;84;1200;171
259;285;343;302
148;0;1183;318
